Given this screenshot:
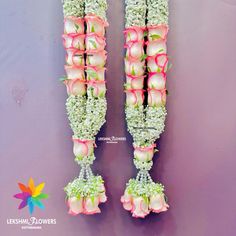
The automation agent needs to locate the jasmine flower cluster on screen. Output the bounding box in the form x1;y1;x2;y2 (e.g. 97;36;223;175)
85;0;108;20
147;0;169;26
63;0;84;17
125;0;147;28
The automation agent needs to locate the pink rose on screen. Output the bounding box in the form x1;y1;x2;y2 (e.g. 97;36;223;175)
64;17;84;34
125;59;145;77
97;183;107;203
86;66;106;81
85;33;106;51
125;41;144;60
86;50;107;68
147;54;168;73
73;139;95;157
66;49;84;66
65;65;85;80
85;14;108;37
124;26;145;43
62;34;85;50
147;25;168;41
67;197;83;215
126;75;144;89
87;80;106;97
131;197;150;218
149;194;169;213
64;78;86;96
148;88;166;107
125;89;144;106
121;191;133;211
99;192;107;203
83;196;101;215
148;72;166;89
134;145;155;162
146;39;167;57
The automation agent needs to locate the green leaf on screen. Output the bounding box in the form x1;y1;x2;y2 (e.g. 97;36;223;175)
75;24;80;32
89;40;97;49
99;92;105;98
157;68;161;73
86;69;98;79
91;196;95;205
124;83;131;89
140;54;147;61
143;31;148;37
158;48;164;53
150;34;161;40
131;66;136;76
59;76;67;82
167;62;172;71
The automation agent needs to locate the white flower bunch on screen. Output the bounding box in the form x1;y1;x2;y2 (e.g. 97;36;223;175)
147;0;169;26
63;0;85;17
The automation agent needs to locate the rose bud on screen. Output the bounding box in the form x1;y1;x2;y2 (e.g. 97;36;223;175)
86;50;107;68
148;72;166;89
85;14;108;37
125;59;145;77
124;26;144;43
147;54;168;73
132;197;150;218
125;41;144;60
67;197;83;215
85;33;106;51
62;34;85;50
73;139;95;157
126;75;144;89
134;145;155;162
64;17;84;34
125;89;144;106
86;66;106;81
99;192;107;203
146;39;167;57
66;49;84;66
147;25;168;41
87;80;106;98
83;196;101;215
64;78;86;96
148;89;167;107
98;183;107;203
121;190;133;211
121;190;132;204
149;194;169;213
65;65;85;80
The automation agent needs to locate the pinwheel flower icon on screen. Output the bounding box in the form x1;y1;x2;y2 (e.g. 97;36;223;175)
13;178;48;214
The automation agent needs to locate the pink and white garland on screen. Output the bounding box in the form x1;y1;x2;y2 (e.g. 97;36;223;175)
121;0;170;218
61;0;108;215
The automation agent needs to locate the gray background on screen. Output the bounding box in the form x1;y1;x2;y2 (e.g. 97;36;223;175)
0;0;236;235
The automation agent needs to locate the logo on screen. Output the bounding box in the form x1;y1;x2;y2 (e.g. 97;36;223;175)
13;178;48;215
98;136;127;144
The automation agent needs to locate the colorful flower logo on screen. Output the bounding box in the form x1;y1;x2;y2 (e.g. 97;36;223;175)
13;178;48;214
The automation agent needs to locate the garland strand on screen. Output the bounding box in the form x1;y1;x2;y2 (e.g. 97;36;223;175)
61;0;108;215
121;0;170;218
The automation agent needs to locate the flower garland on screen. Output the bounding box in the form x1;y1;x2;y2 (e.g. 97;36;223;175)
121;0;170;218
61;0;108;215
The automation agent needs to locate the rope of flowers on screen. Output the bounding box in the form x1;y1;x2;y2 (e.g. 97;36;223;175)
121;0;170;218
61;0;108;215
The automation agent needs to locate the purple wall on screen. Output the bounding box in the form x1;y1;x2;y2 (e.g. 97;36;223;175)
1;0;236;235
